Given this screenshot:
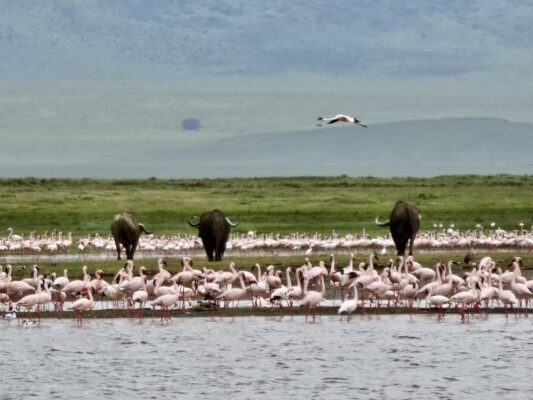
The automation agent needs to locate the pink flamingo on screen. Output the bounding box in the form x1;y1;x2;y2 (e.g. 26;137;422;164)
301;275;325;323
131;273;148;320
151;281;179;324
69;286;95;326
217;273;247;320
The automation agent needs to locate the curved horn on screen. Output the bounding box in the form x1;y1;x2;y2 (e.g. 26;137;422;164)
138;223;153;235
187;216;200;228
225;217;240;228
375;217;390;227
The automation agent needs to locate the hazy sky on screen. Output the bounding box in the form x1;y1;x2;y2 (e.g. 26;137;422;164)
1;1;532;177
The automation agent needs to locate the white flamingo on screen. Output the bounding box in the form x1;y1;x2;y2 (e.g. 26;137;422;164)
317;114;367;127
338;282;358;322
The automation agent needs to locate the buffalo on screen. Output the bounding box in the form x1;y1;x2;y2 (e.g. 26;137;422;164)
111;212;152;260
188;209;239;261
375;201;420;256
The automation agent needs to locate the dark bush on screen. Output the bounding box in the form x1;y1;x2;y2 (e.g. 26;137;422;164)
182;118;202;131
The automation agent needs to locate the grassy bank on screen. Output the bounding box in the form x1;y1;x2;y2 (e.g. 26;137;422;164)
5;251;532;281
1;175;533;236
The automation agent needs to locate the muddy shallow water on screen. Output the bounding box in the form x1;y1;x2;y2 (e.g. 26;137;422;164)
2;315;532;400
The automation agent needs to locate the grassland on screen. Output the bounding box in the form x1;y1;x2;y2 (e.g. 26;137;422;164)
1;175;533;237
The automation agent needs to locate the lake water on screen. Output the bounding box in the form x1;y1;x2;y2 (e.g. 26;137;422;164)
2;315;532;400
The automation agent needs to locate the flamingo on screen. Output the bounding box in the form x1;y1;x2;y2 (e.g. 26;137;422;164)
147;258;172;294
63;266;90;297
217;273;247;311
509;263;531;313
269;276;288;310
264;265;283;290
120;266;148;295
329;254;343;304
6;227;22;242
20;265;40;288
478;274;499;316
16;279;44;321
151;282;180;324
425;287;450;321
497;268;518;319
131;273;148;320
52;269;69;291
338;282;358;322
317;114;367;127
248;264;269;306
286;267;303;304
301;275;325;323
450;282;480;322
5;265;36;299
69;286;95;326
36;279;52;315
214;262;239;287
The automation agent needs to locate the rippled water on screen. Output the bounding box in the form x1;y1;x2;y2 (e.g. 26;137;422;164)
2;315;532;400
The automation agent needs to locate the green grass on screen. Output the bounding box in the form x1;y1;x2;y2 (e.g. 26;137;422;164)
1;175;533;237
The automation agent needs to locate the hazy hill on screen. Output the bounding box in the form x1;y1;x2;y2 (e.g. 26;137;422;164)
3;117;532;178
1;1;531;80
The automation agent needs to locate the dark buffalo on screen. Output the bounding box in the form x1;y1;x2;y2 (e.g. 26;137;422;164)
188;209;239;261
111;212;152;260
375;201;420;256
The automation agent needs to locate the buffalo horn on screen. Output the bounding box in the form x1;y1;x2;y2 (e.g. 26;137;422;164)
187;217;200;227
225;217;240;227
375;217;390;227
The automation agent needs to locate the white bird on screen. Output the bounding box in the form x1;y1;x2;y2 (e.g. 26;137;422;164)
317;114;367;128
2;310;16;320
338;282;358;322
6;227;22;242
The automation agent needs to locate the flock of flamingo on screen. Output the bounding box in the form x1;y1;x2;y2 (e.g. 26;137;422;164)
1;252;531;326
2;224;533;260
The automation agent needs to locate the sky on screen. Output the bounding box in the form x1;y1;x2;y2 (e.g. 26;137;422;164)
0;1;532;177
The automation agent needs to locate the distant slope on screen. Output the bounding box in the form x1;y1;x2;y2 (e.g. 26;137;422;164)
3;117;531;178
158;117;533;177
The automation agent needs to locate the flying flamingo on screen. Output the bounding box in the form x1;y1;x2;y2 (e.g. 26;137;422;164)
317;114;367;127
